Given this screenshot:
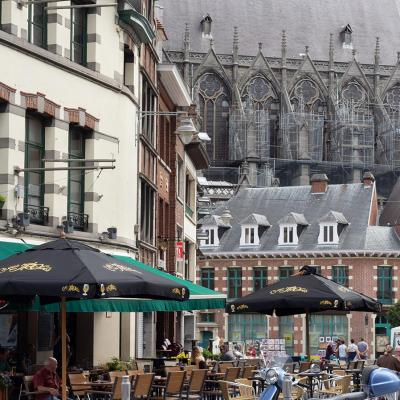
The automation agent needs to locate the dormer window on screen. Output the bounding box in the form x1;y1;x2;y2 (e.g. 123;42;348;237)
341;24;353;48
198;212;232;247
279;224;297;245
278;212;308;246
204;227;218;246
239;214;270;247
201;14;212;37
318;211;349;245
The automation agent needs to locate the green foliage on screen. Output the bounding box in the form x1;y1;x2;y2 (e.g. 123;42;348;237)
387;301;400;327
0;195;5;203
0;374;12;389
202;349;221;361
105;357;128;371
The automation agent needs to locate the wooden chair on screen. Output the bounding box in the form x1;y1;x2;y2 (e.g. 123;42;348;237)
131;373;154;400
218;381;255;400
127;369;144;378
183;365;196;378
19;375;50;400
151;371;186;400
298;362;311;373
109;371;127;382
89;376;119;400
218;362;235;373
241;366;254;379
319;375;352;397
184;369;206;400
165;366;182;374
68;373;94;399
235;379;255;400
224;367;241;381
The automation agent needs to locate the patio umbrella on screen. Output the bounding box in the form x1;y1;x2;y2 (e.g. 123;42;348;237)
0;239;190;400
226;266;381;358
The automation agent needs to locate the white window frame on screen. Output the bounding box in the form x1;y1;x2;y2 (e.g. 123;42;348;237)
318;223;339;244
278;224;298;245
201;226;219;247
240;224;259;246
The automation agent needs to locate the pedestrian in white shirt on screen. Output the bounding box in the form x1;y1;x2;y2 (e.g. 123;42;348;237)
347;338;358;362
338;339;347;361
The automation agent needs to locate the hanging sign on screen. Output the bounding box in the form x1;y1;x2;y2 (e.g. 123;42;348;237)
176;241;184;261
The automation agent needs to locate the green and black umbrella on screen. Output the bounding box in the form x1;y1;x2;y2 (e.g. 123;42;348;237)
227;266;381;357
0;239;189;301
0;239;190;400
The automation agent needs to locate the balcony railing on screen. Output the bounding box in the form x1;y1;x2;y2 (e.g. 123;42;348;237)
185;204;194;219
67;211;89;231
24;204;49;225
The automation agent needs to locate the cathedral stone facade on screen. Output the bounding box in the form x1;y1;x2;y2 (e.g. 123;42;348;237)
158;0;400;197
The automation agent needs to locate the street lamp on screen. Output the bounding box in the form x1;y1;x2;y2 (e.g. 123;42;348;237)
175;118;198;145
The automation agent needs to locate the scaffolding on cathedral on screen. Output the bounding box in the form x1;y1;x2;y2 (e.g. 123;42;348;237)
281;111;324;161
330;99;375;168
375;106;400;169
229;102;270;161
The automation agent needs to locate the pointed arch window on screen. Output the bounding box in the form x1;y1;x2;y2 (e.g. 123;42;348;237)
196;73;230;162
290;79;325;114
241;75;277;110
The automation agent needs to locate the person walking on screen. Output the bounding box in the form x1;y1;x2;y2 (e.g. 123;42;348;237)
357;338;369;360
338;339;347;362
377;345;400;372
347;338;358;362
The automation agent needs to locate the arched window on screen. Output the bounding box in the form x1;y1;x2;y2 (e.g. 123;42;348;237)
195;73;230;162
290;79;325;114
384;83;400;114
241;75;277;110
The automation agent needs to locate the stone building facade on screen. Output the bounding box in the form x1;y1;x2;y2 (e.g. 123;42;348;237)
159;0;400;197
197;174;400;357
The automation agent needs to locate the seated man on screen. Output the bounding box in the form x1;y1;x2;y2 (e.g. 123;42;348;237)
219;344;236;361
33;357;60;400
377;345;400;372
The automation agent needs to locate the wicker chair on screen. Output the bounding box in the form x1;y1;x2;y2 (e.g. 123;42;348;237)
241;366;255;379
151;371;186;400
219;380;255;400
319;375;352;397
218;362;235;373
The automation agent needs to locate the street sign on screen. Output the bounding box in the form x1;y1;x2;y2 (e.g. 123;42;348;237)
176;241;184;261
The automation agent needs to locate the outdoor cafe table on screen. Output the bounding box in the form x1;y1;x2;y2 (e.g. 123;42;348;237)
298;371;325;397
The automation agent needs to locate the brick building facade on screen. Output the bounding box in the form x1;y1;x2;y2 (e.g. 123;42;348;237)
197;174;400;357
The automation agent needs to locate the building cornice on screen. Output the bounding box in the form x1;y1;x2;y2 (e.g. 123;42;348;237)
199;249;400;259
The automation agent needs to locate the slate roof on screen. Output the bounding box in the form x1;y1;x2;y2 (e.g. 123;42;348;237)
279;212;308;226
198;214;231;228
198;183;400;254
380;177;400;226
240;213;270;226
320;211;349;225
160;0;400;64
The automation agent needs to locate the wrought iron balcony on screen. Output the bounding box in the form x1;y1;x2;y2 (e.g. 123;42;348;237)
67;212;89;231
24;204;49;225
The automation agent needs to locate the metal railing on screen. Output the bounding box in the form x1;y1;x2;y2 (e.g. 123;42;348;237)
67;211;89;231
24;204;49;225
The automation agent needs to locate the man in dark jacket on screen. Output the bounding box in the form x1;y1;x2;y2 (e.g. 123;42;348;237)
377;345;400;372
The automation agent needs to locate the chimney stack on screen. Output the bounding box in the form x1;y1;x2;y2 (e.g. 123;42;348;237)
220;209;233;226
362;171;375;187
310;174;329;193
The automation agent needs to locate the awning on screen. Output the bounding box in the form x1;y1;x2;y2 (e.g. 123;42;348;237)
0;241;226;312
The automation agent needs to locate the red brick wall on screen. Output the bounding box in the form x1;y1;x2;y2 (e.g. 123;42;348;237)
197;256;400;356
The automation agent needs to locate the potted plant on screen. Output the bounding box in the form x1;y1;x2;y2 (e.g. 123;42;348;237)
0;195;5;210
105;357;127;371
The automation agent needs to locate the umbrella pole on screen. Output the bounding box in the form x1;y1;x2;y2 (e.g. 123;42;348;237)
61;296;67;400
305;312;310;361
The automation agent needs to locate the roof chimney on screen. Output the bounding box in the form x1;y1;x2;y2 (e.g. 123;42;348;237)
363;171;375;187
310;174;329;194
220;209;233;226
